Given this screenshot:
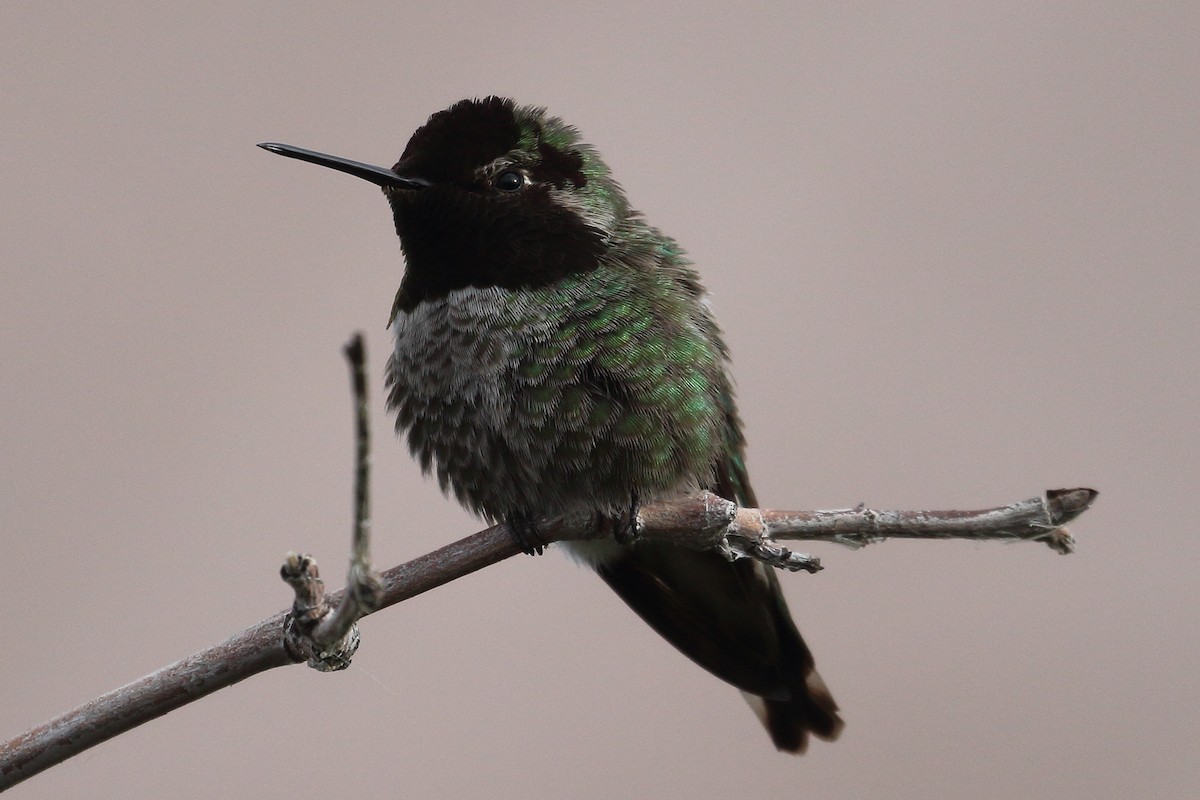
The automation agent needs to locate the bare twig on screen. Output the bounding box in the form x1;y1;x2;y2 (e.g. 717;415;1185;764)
0;487;1096;789
280;336;383;671
330;333;385;633
0;332;1099;791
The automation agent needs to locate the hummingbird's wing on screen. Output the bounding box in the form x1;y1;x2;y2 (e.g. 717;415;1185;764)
595;410;843;752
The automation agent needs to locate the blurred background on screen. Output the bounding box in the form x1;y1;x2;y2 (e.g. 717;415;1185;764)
2;2;1196;797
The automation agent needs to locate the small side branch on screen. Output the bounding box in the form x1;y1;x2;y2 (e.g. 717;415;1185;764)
280;335;383;670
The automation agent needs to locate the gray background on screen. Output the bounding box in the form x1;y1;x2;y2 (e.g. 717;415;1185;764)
2;2;1196;798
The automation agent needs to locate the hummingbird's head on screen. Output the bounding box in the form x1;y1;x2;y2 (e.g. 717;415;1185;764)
260;97;628;314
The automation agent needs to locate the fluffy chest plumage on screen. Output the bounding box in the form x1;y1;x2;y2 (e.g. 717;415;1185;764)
385;278;730;520
386;284;588;517
388;285;545;429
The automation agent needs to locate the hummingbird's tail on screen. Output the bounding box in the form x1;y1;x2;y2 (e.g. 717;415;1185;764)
594;543;843;753
736;565;844;752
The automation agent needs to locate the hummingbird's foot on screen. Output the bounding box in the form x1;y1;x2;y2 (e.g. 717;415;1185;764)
606;492;642;545
507;511;546;556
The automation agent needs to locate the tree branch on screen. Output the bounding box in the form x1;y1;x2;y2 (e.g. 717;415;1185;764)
0;486;1095;790
0;333;1099;791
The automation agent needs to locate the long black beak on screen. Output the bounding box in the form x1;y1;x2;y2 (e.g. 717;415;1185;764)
257;143;429;190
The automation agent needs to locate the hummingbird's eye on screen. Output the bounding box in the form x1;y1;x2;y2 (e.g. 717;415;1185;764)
495;170;524;192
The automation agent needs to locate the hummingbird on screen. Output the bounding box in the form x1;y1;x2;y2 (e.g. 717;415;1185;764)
260;96;842;752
